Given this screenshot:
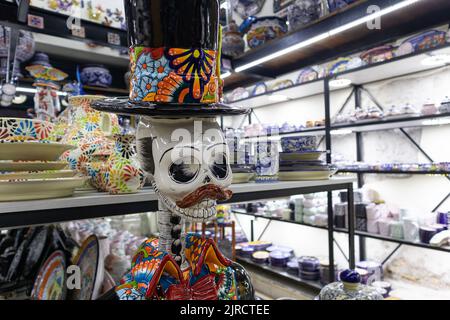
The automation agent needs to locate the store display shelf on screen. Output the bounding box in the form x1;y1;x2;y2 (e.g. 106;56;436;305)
237;257;323;292
82;86;129;95
224;0;450;91
239;113;450;141
356;231;450;253
0;179;355;229
0;1;127;49
338;169;450;176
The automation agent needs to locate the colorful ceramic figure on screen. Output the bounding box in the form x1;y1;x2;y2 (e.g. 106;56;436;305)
92;0;253;301
26;65;68;122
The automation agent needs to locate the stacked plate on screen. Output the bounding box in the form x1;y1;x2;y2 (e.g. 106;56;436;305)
231;164;256;184
279;135;337;181
0;118;86;201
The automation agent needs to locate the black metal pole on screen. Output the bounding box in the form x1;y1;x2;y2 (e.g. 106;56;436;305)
250;219;254;242
347;183;356;269
327;190;335;282
324;79;332;164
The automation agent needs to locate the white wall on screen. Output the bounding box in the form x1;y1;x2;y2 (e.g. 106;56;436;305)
228;66;450;298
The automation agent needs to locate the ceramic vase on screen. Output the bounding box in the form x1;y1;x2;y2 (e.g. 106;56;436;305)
222;21;245;58
104;134;145;195
80;65;113;88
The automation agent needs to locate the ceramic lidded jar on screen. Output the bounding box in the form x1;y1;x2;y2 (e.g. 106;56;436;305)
222;21;245;58
319;269;384;300
80;65;113;88
104;134;145;195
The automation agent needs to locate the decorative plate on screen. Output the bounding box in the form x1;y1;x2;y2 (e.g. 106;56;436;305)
0;177;87;202
0;170;76;181
0;160;68;172
251;82;268;96
31;251;67;300
71;235;104;300
232;172;255;184
0;141;76;161
280;151;326;162
278;169;336;181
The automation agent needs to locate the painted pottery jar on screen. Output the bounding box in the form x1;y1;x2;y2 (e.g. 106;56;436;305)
287;0;322;32
0;26;35;62
104;134;145;194
246;16;288;49
61;95;119;173
0;117;55;142
319;269;384;300
222;21;246;58
80;65;113;88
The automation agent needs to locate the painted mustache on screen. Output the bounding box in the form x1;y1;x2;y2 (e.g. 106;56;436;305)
176;184;233;209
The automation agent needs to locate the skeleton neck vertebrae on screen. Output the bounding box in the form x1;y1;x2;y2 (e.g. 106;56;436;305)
157;201;187;267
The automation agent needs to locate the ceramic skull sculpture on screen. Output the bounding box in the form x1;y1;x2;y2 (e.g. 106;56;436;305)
136;117;233;222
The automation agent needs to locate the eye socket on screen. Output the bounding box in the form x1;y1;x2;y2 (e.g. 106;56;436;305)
210;152;229;180
169;157;200;184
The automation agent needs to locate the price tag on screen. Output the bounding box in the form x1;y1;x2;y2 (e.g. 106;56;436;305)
71;26;86;38
27;14;44;29
107;32;121;46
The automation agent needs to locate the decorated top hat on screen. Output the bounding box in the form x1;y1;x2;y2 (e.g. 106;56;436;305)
26;64;68;90
92;0;248;117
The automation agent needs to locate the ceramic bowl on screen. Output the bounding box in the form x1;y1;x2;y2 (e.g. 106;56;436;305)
269;250;291;268
80;65;113;88
298;256;320;272
252;251;270;264
281;135;317;153
0;117;55;141
246;16;288;49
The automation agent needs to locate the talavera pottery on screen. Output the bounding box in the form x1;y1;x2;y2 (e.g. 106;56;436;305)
30;52;52;67
296;67;320;84
319;269;384;300
222;21;246;58
0;160;67;172
326;0;358;13
251;82;268;96
31;250;67;300
439;96;450;113
269;250;291;267
278;169;336;181
360;45;394;64
71;235;104;300
396;30;447;56
80;65;113;88
0;27;35;78
0;177;86;202
231;0;266;19
229;87;250;102
246;16;288;49
327;57;364;75
280;151;325;162
0;141;76;161
61;95;119;173
0;117;55;141
287;0;323;32
270;80;294;91
421;100;438;116
281;135;318;153
0;170;76;181
103;134;145;195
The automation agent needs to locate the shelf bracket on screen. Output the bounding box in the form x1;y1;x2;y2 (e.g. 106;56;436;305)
257;219;273;241
382;243;403;266
333;238;349;263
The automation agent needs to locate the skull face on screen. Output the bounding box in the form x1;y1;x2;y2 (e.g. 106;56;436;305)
136;117;233;222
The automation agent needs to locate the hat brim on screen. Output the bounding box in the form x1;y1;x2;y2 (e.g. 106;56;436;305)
91;97;250;117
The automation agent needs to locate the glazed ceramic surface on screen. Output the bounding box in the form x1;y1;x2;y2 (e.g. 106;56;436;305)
0;141;75;161
222;21;245;58
80;65;113;88
296;67;320;84
397;30;447;56
270;80;293;91
281;135;317;153
280;151;325;161
0;160;67;172
327;0;358;12
71;235;104;300
287;0;322;31
231;0;266;19
0;170;76;181
0;177;86;201
0;117;55;141
104;134;144;194
31;251;67;300
319;269;384;300
246;16;288;49
278;169;336;181
0;27;35;62
136;117;233;222
360;45;394;64
29;0;126;30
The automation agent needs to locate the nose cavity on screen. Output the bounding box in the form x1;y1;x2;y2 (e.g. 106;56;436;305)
203;175;211;184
